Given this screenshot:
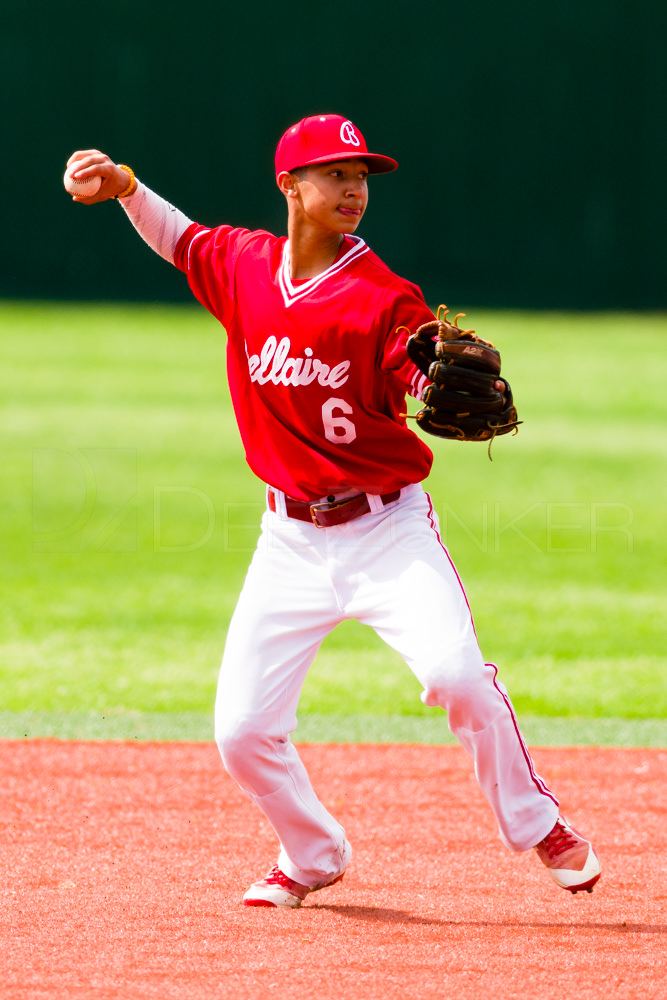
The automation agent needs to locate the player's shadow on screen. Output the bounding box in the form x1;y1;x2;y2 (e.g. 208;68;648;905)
315;904;667;934
314;903;445;925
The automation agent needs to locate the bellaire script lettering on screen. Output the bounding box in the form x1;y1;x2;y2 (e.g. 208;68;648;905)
247;336;351;388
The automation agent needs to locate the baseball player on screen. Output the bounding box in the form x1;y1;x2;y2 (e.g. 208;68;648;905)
66;114;601;907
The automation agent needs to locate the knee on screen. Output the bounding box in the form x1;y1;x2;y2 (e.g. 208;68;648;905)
420;647;492;712
215;716;265;780
215;714;289;796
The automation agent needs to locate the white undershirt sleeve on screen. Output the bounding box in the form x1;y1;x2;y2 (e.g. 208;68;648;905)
118;181;194;264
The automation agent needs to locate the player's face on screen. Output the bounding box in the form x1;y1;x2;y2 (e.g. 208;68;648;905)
294;159;369;234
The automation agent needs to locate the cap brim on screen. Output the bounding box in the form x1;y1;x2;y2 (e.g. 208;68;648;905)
282;151;399;174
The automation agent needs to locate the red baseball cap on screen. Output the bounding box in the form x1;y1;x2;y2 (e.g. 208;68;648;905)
275;114;398;181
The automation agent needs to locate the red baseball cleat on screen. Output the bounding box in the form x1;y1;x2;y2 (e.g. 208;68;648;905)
535;815;601;893
243;864;346;908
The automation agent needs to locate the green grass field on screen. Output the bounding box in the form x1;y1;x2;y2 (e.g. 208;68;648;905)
1;302;665;744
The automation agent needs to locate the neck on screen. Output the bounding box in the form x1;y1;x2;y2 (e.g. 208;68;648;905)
287;221;345;280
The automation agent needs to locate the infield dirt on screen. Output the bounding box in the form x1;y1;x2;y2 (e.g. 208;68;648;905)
1;741;665;999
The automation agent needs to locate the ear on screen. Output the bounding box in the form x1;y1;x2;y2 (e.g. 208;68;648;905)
278;171;299;198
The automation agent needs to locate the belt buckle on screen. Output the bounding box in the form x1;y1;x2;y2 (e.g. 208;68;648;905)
309;503;323;528
309;499;334;528
309;494;366;529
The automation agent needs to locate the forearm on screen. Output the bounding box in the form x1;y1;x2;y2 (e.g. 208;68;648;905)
118;182;194;264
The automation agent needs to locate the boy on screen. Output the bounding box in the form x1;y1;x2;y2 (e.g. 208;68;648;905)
66;114;600;907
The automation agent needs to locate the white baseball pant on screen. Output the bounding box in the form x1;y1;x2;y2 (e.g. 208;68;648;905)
215;483;559;886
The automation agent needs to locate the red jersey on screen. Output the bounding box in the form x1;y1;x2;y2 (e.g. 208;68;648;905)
173;225;436;502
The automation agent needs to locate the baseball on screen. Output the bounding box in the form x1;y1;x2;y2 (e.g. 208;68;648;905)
64;170;102;198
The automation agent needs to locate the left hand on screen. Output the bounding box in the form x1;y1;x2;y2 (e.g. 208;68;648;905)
495;379;507;404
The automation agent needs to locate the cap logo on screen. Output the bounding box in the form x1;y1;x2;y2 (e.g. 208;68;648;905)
340;121;361;147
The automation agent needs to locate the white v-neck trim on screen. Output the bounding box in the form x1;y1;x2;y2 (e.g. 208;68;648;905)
277;236;369;308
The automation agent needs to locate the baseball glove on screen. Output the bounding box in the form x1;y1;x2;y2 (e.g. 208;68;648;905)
405;305;521;456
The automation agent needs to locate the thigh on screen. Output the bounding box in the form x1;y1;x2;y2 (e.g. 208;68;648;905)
216;511;342;735
346;487;483;690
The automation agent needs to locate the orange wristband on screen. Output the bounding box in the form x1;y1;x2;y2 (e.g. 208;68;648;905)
116;164;137;199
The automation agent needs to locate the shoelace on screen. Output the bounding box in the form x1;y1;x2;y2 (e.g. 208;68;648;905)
541;821;578;859
262;866;297;888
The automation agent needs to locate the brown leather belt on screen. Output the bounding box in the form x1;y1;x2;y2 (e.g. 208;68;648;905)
267;489;401;528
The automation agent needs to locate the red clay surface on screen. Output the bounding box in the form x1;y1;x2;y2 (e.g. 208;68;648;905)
1;741;666;1000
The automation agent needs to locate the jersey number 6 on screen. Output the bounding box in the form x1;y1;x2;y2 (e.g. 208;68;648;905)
322;397;357;445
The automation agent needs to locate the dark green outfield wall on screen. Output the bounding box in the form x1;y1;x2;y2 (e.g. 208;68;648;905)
3;1;665;308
